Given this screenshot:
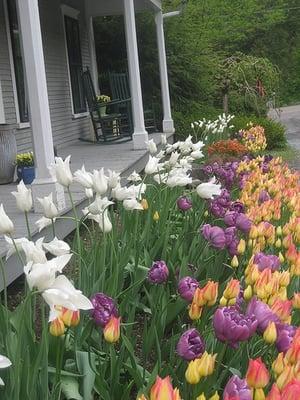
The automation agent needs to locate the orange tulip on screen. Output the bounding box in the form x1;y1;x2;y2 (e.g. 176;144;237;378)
188;302;202;320
263;322;277;344
246;358;270;389
271;299;292;323
223;279;240;300
150;376;181;400
281;379;300;400
266;384;281;400
49;317;65;337
60;307;80;327
202;281;218;306
103;316;121;343
272;353;285;377
276;365;294;390
285;342;300;365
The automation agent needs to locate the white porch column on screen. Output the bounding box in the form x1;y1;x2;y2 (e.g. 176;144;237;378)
123;0;148;149
16;0;65;210
155;11;174;133
86;16;100;94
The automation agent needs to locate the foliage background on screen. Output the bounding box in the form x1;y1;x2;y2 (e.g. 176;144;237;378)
93;0;300;132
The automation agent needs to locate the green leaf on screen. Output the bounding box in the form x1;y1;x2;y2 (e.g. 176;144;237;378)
60;376;83;400
76;351;96;400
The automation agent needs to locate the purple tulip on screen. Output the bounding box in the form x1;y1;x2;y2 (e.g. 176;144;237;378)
90;293;118;327
148;261;169;284
258;190;271;204
201;224;226;249
178;276;198;302
230;201;245;213
177;196;192;211
225;227;238;247
276;323;296;353
213;306;257;348
228;237;239;256
246;297;279;332
176;328;205;361
223;375;252;400
235;213;252;233
224;211;238;226
253;252;280;272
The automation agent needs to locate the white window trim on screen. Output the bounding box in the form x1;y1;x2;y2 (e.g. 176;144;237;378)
3;0;30;128
0;80;5;124
61;4;88;119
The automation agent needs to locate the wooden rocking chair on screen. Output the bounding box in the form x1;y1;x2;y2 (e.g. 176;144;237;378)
109;72;158;133
81;68;132;143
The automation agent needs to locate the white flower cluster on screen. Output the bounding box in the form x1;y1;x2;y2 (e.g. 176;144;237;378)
191;113;235;138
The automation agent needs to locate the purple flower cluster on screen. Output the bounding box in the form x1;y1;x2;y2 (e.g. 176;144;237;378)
201;224;239;256
90;293;118;327
213;306;257;348
203;161;239;189
209;189;231;218
176;328;205;361
246;297;296;353
148;261;169;284
224;211;252;234
253;252;280;272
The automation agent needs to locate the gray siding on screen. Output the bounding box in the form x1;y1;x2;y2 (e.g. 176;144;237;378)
0;0;92;153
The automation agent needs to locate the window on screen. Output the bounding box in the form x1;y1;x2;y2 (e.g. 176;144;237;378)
6;0;29;123
64;15;86;115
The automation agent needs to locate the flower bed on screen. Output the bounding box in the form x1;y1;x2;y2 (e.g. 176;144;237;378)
0;127;299;399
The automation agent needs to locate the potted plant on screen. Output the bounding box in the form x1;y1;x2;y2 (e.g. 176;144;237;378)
16;152;35;184
96;94;111;117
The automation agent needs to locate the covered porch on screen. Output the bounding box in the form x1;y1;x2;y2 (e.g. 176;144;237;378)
0;131;173;289
15;0;174;212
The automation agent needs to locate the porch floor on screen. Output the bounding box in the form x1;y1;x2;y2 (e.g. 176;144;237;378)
0;132;173;288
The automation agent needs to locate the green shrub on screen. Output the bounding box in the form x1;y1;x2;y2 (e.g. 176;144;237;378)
232;115;287;150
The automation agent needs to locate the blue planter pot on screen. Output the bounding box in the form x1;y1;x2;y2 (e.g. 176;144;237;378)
17;166;35;184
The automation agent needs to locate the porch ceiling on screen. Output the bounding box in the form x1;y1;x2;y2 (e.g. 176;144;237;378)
85;0;161;17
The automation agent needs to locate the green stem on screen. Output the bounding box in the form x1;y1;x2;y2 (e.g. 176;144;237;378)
51;218;56;238
24;211;32;240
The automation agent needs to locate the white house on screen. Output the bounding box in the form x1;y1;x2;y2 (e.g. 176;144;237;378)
0;0;174;207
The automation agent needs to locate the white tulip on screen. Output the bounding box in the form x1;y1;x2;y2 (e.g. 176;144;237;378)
190;150;204;160
123;198;143;211
168;151;180;167
42;275;93;311
0;355;12;386
35;216;53;232
166;169;192;187
196;177;222;199
144;156;159;175
146;139;157;154
43;237;70;256
24;254;72;291
0;204;14;235
74;165;93;188
22;238;47;264
192;141;205;151
4;235;29;260
92;168;108;195
98;210;112;233
161;134;167;145
107;169;120;189
37;193;58;219
127;170;142;183
111;184;133;201
156;150;165;160
87;196;114;215
85;188;94;199
11;180;33;212
49;155;73;187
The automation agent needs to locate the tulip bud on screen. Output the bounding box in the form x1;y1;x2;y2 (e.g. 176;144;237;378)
293;293;300;309
249;225;258;239
103;316;121;343
272;353;285;377
60;307;80;327
185;359;201;384
0;204;14;235
276;226;282;236
49;317;65;337
188;302;202;320
263;322;277;344
202;281;218;306
254;388;266;400
137;395;148;400
275;239;281;248
231;255;239;268
244;285;253;301
266;384;281;400
209;392;219;400
141;198;149;210
276;365;294;390
198;352;216;377
223;279;240;300
196;394;206;400
219;296;227;307
153;211;160;221
204;210;209;218
237;239;246;254
248;239;253;248
246;358;270;389
278;252;284;263
150;376;180;400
